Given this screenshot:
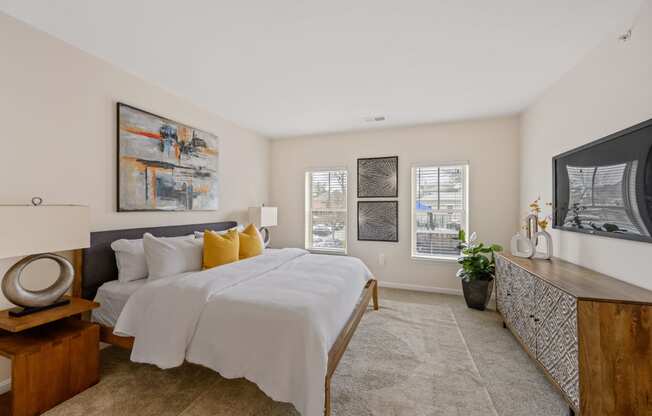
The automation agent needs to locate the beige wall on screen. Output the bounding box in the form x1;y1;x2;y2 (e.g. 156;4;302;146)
520;4;652;291
0;12;270;386
270;117;520;292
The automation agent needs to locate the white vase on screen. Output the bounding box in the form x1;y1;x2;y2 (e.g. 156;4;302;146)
511;233;535;258
531;230;553;260
525;214;539;241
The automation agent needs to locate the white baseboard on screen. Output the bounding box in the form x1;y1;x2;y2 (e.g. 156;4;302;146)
0;378;10;394
378;281;463;296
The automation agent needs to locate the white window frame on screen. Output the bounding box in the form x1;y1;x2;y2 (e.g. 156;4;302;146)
305;167;348;255
411;162;469;261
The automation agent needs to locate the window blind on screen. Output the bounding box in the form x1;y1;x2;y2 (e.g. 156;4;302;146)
305;169;347;252
413;165;467;258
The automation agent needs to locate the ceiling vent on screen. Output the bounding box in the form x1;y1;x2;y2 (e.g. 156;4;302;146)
365;116;387;122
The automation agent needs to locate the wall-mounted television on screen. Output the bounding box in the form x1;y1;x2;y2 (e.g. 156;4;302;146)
553;118;652;243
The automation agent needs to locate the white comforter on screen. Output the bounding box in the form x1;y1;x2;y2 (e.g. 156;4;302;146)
114;248;372;416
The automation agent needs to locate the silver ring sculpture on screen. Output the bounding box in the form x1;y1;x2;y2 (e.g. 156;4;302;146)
2;253;74;308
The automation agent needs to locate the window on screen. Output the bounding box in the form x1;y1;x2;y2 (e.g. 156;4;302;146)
305;169;348;253
411;164;468;259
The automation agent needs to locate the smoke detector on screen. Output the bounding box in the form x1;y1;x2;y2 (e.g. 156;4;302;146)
365;116;387;122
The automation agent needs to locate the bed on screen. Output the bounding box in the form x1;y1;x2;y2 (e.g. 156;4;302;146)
72;221;378;416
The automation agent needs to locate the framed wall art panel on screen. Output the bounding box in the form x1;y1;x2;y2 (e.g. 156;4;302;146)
357;156;398;198
358;201;399;242
117;103;219;211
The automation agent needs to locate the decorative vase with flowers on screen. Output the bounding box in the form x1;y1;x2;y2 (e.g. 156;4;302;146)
510;196;554;259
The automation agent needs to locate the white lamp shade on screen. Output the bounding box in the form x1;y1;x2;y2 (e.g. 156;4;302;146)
248;206;278;228
0;205;90;259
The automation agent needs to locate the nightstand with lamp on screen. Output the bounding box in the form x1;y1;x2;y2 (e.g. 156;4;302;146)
0;199;100;416
248;206;278;247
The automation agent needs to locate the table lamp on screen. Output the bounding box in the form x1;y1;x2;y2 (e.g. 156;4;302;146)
0;199;90;317
248;206;278;247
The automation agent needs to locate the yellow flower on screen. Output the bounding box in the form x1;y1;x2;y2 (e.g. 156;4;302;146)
538;219;549;230
524;196;552;230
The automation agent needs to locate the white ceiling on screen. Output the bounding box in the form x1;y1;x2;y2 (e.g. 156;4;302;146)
0;0;644;138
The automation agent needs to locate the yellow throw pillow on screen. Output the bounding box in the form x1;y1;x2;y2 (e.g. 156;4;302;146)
239;224;264;260
202;229;239;269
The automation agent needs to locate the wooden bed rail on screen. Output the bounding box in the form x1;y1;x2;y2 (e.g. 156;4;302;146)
325;278;378;416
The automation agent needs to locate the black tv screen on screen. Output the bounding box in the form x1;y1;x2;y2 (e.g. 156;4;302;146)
553;118;652;243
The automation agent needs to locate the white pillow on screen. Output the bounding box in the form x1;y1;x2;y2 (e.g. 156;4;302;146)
111;238;148;282
143;233;203;280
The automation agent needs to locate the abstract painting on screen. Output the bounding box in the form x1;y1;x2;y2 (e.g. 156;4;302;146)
117;103;219;211
358;201;398;242
357;156;398;198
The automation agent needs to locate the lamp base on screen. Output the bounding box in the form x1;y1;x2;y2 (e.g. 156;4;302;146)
8;298;71;317
2;253;75;313
259;227;271;247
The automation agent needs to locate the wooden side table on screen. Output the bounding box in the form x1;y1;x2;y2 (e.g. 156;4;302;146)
0;297;99;416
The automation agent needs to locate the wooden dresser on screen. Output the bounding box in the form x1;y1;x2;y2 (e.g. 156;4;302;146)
495;253;652;416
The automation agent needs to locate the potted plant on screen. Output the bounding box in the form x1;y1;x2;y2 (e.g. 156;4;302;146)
456;230;503;310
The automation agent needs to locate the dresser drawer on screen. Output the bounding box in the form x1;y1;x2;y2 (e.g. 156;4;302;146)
496;257;536;351
495;256;512;317
509;265;537;352
535;279;579;409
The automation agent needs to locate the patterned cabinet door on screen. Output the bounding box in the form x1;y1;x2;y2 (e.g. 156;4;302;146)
509;266;536;352
495;256;512;318
535;279;579;409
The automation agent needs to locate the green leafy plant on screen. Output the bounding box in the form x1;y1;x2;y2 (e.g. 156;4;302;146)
456;230;503;282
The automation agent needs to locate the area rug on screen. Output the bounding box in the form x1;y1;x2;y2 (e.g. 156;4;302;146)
44;300;497;416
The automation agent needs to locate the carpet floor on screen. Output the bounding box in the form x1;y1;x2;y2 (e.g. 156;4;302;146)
44;288;568;415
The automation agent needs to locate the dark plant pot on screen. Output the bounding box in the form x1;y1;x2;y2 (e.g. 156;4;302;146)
462;278;494;311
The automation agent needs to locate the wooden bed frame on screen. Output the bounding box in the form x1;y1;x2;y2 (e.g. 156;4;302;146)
71;221;379;416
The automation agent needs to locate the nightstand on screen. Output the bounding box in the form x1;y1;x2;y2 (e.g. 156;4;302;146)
0;296;99;416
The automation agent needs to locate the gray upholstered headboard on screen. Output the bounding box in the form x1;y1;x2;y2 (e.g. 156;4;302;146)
79;221;237;300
